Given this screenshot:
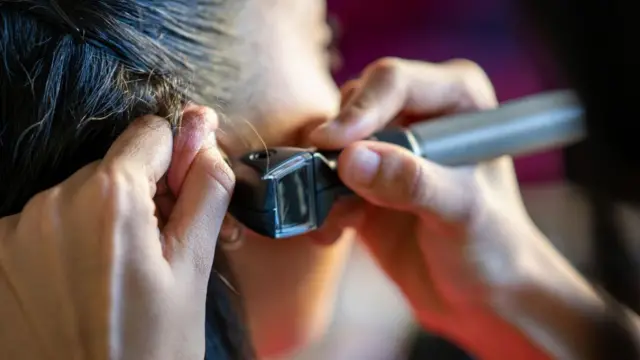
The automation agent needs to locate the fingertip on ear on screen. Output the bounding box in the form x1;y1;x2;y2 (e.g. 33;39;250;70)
168;105;218;196
181;105;219;131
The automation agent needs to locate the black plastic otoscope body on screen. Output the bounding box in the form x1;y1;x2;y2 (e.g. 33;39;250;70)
227;90;585;239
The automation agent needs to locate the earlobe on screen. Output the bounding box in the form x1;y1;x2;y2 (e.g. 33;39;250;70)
219;215;246;252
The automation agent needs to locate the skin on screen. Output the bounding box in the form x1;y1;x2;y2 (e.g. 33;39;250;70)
219;1;626;357
217;0;351;357
309;57;611;360
0;107;232;359
0;1;620;358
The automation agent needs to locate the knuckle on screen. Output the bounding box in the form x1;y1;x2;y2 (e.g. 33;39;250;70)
90;162;138;216
94;163;128;197
366;57;404;88
23;189;52;213
23;187;59;220
369;57;403;72
340;79;360;97
407;160;436;209
446;58;484;73
342;79;360;89
19;187;62;235
376;152;433;206
445;58;497;111
343;58;405;121
199;154;236;199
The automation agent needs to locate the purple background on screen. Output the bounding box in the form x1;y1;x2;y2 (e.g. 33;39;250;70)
327;0;563;183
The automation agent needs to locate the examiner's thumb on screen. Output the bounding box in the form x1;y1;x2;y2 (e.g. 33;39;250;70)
337;141;472;220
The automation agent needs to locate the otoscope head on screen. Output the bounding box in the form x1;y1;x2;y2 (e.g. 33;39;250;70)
227;128;414;239
226;91;585;240
228;147;327;239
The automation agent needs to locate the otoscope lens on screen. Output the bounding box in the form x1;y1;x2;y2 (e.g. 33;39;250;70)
276;167;311;229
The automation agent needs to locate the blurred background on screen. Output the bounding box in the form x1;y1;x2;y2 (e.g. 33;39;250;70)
277;0;594;359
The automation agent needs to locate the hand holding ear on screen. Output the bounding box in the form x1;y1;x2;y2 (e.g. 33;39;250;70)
0;106;233;360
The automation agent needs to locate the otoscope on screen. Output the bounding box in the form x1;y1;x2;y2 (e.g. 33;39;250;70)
227;90;586;239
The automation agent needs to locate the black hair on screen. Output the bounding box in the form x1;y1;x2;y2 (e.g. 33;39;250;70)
523;0;640;358
0;0;238;215
0;1;252;358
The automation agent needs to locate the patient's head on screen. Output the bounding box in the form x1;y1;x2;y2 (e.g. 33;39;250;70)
0;0;238;216
0;1;253;358
1;1;344;357
214;1;347;357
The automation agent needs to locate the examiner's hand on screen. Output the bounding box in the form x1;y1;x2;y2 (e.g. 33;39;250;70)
310;58;573;359
0;106;234;360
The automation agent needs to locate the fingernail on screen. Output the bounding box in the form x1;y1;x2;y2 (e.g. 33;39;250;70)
348;146;380;185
